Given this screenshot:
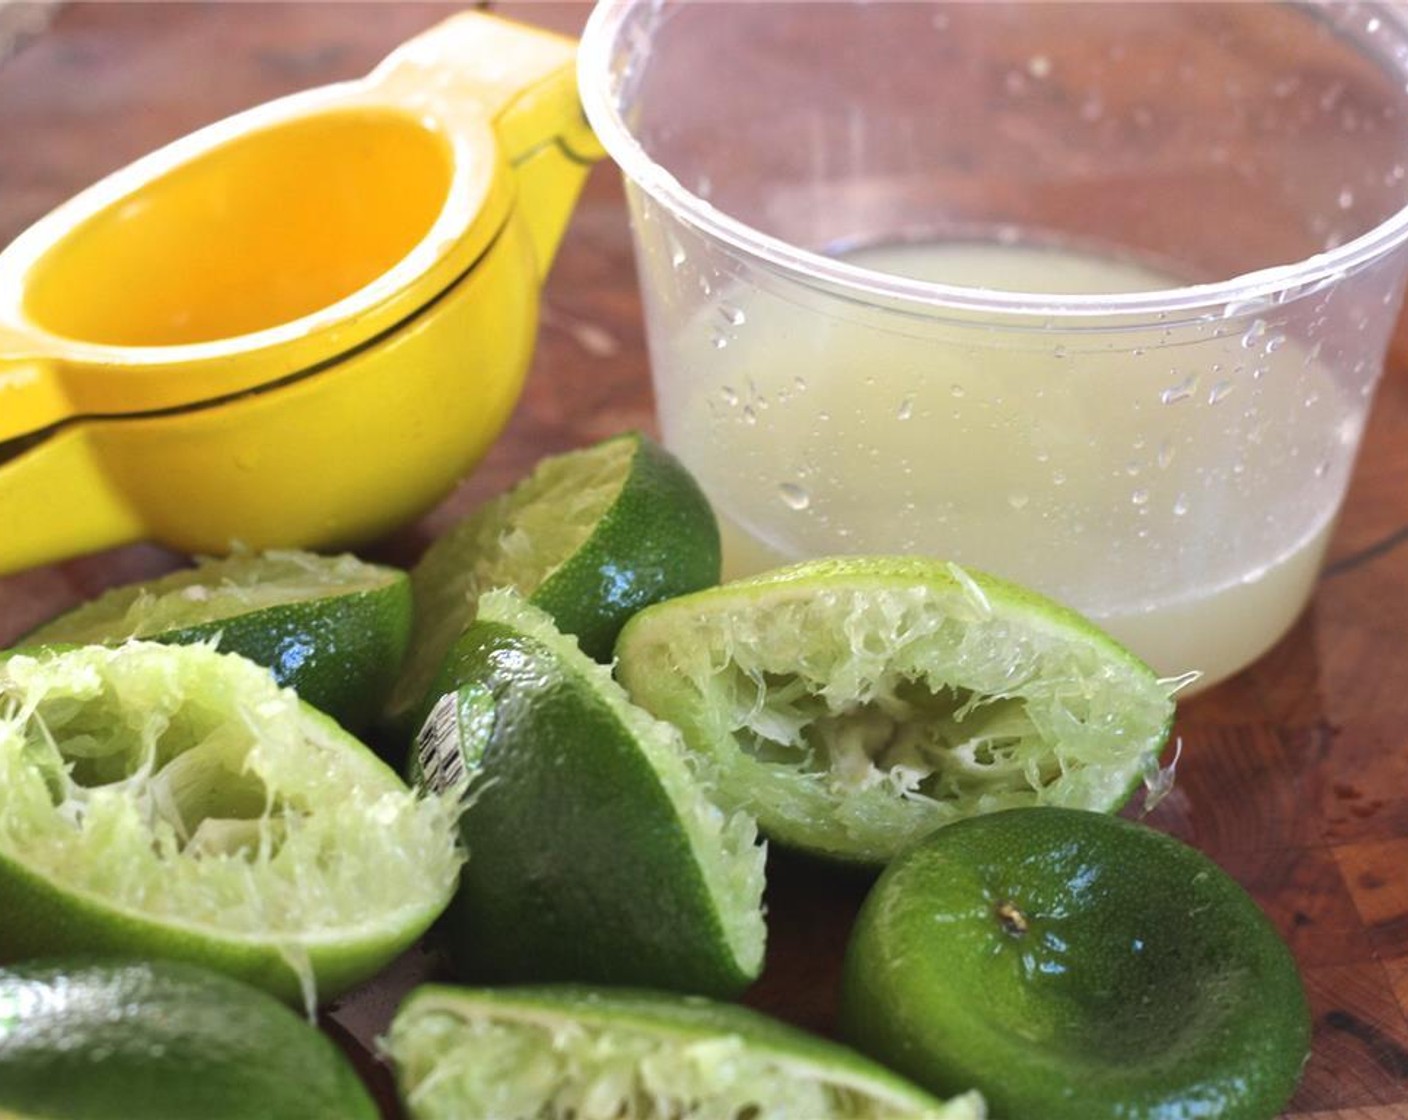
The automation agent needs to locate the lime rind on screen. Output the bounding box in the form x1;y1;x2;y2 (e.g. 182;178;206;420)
475;590;767;979
0;644;462;987
616;557;1175;864
388;437;634;726
15;549;413;735
838;808;1310;1120
386;985;986;1120
0;958;380;1120
19;550;401;644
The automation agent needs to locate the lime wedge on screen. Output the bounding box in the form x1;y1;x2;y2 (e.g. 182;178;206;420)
385;432;720;736
18;550;412;735
385;984;986;1120
615;556;1176;865
840;807;1310;1120
0;957;378;1119
412;589;764;998
0;642;462;1007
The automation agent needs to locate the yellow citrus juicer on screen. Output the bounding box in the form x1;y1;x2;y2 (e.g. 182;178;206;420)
0;12;603;576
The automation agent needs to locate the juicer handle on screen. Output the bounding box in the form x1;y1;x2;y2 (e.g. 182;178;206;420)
0;427;144;576
370;12;605;278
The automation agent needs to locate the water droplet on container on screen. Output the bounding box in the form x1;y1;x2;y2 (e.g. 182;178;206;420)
778;483;810;510
1131;488;1150;506
1338;187;1355;210
742;406;757;425
950;384;967;398
1208;379;1234;404
1008;492;1030;510
1052;344;1068;360
1314;461;1329;478
1240;319;1268;349
1172;494;1189;516
1264;333;1287;354
719;303;746;326
1052;470;1068;486
794;376;808;393
668;238;687;270
1157;440;1175;469
710;332;729;350
896;397;914;421
720;386;739;406
1160;373;1198;405
1027;54;1052;79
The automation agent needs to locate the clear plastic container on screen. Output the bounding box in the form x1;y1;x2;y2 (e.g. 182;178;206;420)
579;1;1408;687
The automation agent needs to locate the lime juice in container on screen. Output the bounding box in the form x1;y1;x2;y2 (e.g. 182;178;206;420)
580;0;1408;688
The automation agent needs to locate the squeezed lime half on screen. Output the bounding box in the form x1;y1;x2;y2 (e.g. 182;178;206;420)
840;807;1310;1120
385;984;986;1120
615;556;1176;865
19;550;412;735
0;957;378;1120
0;642;462;1007
385;432;720;737
412;589;765;998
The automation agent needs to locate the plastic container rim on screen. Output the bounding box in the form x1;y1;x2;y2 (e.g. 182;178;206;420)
578;0;1408;322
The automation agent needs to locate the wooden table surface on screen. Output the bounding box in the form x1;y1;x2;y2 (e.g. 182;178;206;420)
2;5;1407;1118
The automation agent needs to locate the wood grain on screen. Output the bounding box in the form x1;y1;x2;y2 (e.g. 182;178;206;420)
1;5;1407;1117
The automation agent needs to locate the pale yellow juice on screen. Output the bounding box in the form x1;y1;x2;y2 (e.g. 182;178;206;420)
653;242;1357;687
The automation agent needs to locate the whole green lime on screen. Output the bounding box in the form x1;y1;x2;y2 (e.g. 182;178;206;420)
839;807;1310;1120
0;957;377;1119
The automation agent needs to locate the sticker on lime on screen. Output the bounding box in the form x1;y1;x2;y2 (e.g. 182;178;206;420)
17;549;412;735
413;692;466;794
385;432;720;738
0;642;463;1009
615;556;1179;865
418;589;765;998
0;957;378;1120
839;807;1310;1120
385;984;986;1120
